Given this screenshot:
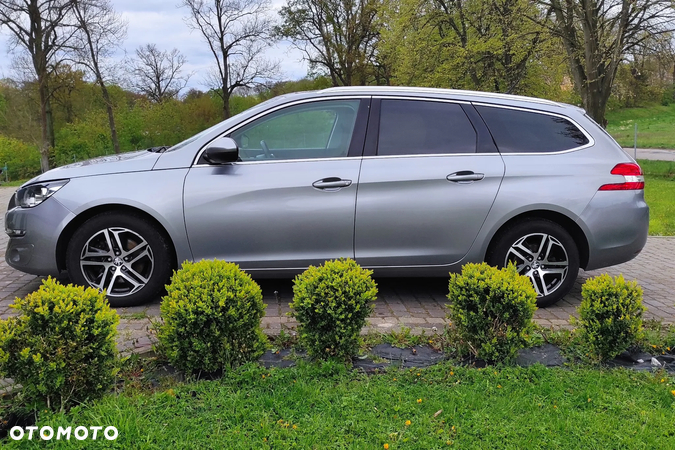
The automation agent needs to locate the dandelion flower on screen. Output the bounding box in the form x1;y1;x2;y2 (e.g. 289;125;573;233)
417;398;422;403
384;444;389;449
450;371;454;376
293;425;298;430
671;390;675;396
588;398;592;402
405;420;411;426
497;385;502;389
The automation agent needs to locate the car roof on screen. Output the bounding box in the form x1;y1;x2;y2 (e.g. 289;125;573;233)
269;86;584;115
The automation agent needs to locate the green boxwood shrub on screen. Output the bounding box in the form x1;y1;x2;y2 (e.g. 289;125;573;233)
448;263;537;363
574;274;645;361
0;278;119;411
291;258;378;360
157;260;267;373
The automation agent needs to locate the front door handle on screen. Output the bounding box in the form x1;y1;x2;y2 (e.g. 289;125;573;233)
446;171;485;183
312;177;353;190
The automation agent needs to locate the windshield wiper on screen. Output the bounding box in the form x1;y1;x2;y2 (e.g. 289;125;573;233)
147;146;169;153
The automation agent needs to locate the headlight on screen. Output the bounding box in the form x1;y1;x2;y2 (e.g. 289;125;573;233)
16;180;69;208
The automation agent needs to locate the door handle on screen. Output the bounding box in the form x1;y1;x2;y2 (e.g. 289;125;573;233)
446;171;485;183
312;177;353;190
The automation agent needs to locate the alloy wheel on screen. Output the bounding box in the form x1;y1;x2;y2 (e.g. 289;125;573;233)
79;227;154;297
504;233;569;298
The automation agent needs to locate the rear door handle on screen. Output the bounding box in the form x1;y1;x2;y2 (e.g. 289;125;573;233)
312;177;353;190
446;171;485;183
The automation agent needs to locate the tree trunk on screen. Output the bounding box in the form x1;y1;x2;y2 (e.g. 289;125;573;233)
222;91;231;120
38;80;51;172
99;81;120;154
582;81;609;128
45;95;55;149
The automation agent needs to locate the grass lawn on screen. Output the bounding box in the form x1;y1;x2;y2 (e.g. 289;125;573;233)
606;104;675;149
640;160;675;236
0;179;29;187
5;362;675;449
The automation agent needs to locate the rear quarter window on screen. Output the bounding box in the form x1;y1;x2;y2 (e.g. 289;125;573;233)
476;106;589;153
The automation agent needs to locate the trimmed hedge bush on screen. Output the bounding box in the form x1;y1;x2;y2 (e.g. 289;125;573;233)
448;263;537;363
291;258;377;360
157;260;267;373
575;274;645;361
0;278;119;411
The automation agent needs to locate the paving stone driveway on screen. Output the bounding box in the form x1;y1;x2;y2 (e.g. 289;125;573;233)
0;186;673;354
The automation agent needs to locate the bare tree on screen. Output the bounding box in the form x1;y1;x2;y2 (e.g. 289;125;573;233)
128;44;190;102
0;0;77;171
539;0;675;126
181;0;279;119
276;0;381;87
71;0;126;153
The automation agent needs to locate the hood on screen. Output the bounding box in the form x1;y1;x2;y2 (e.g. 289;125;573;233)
25;150;161;185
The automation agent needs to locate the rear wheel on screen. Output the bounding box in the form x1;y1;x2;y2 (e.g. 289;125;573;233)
487;218;579;307
66;212;173;307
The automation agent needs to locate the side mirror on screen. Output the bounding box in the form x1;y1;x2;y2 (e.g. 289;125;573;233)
203;137;239;164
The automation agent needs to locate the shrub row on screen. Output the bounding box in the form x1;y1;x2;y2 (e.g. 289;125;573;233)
0;259;645;413
446;264;644;363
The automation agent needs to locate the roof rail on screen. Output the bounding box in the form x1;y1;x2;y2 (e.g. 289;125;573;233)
321;86;563;107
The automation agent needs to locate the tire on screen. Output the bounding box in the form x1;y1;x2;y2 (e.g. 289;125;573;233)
486;218;579;307
66;212;173;307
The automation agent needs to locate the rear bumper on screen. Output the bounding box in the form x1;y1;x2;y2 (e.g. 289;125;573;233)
578;190;649;271
5;197;74;276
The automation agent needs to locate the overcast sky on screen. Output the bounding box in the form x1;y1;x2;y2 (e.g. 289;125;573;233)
0;0;308;90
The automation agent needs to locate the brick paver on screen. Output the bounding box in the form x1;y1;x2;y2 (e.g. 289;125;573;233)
0;186;673;355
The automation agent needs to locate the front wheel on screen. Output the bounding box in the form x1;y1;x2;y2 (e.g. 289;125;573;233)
487;219;579;307
66;212;173;307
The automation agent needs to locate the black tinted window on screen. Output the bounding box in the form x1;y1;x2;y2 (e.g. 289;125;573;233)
476;106;589;153
378;100;476;155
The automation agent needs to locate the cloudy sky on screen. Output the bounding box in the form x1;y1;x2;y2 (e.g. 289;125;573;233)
0;0;308;90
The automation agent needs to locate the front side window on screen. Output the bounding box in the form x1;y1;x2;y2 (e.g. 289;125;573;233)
230;100;360;161
377;100;477;156
476;106;590;153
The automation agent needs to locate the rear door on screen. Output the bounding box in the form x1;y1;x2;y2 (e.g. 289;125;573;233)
354;98;505;267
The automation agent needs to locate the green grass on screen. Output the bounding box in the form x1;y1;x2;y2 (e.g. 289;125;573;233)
0;179;29;187
606;104;675;149
5;362;675;449
639;160;675;236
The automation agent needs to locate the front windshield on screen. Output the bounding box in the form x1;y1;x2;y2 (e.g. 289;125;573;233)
164;95;291;152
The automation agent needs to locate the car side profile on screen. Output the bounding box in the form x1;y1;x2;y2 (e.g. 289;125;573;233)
5;86;649;307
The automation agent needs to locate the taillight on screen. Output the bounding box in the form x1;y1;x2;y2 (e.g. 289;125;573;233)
599;163;644;191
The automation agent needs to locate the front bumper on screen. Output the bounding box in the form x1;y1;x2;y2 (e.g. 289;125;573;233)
5;194;75;276
579;190;649;271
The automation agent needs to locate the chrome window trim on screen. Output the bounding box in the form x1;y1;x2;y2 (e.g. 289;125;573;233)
471;102;595;155
361;153;502;160
192;156;362;168
192;96;368;166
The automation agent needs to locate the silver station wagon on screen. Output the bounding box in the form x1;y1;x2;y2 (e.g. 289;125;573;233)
5;87;649;307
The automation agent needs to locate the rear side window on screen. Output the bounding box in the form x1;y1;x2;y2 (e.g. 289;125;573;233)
378;100;476;155
476;106;589;153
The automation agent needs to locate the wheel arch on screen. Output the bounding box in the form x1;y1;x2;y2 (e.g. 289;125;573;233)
56;204;178;272
485;210;590;269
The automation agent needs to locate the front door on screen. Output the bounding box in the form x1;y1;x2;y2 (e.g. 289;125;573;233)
183;98;369;270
